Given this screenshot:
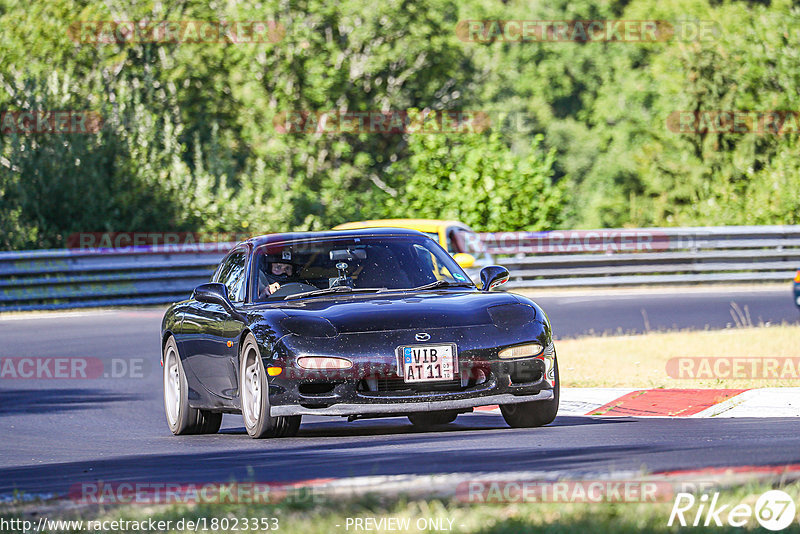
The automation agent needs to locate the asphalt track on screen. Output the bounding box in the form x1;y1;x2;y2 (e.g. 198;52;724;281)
0;287;798;497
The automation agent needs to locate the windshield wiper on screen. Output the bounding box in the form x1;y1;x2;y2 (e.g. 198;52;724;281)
284;286;384;300
285;280;472;299
408;280;475;291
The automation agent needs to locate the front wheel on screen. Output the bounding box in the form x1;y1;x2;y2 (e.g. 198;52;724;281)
501;355;560;428
163;336;222;435
240;334;300;438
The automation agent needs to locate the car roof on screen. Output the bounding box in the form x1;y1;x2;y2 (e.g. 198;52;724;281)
332;219;472;233
242;227;431;248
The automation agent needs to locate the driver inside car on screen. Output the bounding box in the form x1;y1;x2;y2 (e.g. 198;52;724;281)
259;261;299;297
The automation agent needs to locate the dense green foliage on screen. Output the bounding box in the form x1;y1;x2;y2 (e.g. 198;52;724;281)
1;0;798;250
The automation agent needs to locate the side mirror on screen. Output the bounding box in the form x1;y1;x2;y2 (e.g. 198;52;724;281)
193;282;246;321
480;266;510;291
193;282;234;309
453;253;476;269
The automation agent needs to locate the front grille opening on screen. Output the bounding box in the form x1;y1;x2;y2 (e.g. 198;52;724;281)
357;376;412;392
357;367;492;394
510;369;543;385
299;382;337;395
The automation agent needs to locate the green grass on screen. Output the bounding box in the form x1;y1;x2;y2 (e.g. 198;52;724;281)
3;480;800;533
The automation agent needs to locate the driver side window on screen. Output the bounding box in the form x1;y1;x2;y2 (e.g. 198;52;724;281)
216;250;247;303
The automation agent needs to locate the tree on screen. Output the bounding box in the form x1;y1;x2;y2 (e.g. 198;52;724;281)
387;132;564;232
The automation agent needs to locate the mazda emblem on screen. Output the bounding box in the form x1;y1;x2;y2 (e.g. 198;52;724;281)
415;332;431;342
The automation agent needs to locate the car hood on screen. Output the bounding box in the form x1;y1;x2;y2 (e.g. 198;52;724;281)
267;290;523;334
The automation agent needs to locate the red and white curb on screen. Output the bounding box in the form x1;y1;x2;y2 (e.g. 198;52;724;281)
475;388;800;417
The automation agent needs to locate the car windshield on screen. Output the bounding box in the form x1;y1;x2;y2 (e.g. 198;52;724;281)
252;235;474;301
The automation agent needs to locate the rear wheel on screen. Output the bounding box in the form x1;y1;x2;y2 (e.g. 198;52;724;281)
240;334;300;438
163;337;222;435
408;410;459;428
501;356;560;428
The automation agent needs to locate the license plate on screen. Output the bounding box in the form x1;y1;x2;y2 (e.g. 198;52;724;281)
398;344;457;383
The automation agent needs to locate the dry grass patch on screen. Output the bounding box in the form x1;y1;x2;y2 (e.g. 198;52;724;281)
556;324;800;388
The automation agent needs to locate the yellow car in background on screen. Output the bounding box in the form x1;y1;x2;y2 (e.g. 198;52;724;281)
332;219;494;281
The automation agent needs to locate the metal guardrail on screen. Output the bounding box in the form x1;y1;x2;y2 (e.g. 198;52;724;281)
0;244;232;311
479;225;800;288
0;226;798;311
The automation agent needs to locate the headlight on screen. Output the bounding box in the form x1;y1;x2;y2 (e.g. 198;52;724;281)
296;356;353;370
498;343;544;359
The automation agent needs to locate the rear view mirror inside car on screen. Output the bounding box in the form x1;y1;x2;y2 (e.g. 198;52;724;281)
329;248;367;260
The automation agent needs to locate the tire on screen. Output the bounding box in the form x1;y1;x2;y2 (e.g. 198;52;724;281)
408;410;459;427
163;337;222;435
500;355;560;428
239;334;301;438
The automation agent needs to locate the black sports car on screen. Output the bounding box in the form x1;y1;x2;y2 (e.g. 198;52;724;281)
161;229;559;438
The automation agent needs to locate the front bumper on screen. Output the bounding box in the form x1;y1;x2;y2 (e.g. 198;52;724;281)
265;323;554;418
271;390;553;416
